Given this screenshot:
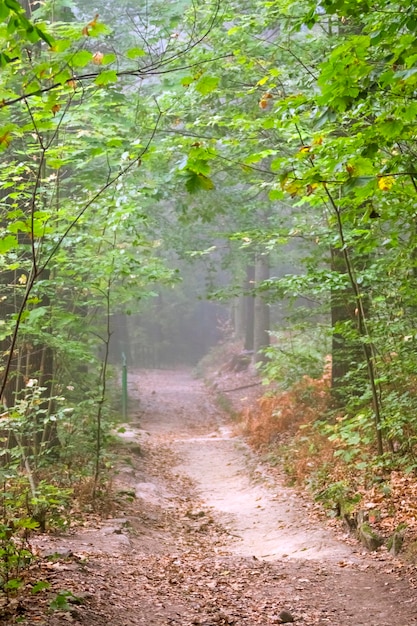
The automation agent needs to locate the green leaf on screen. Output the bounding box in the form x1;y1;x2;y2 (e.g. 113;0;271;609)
0;51;13;67
185;171;215;193
26;307;47;323
71;50;92;68
89;21;111;37
107;138;123;148
47;157;66;169
186;158;211;175
195;75;219;95
50;591;72;611
54;69;72;85
8;220;29;233
181;75;194;87
0;3;10;20
270;158;284;172
4;578;23;591
244;149;276;165
0;234;17;253
269;189;284;201
378;119;404;139
102;53;116;65
35;26;54;47
25;24;39;43
51;38;71;53
126;47;146;59
4;0;22;12
342;176;374;193
7;15;18;33
32;580;51;594
95;70;118;86
262;118;276;129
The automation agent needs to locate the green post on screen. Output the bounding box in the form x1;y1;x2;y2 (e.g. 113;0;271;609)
122;352;128;420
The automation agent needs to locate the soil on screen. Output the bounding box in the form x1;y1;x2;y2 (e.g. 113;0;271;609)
5;368;417;625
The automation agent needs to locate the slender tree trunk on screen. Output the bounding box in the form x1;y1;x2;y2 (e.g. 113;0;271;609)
330;246;355;398
244;264;255;352
253;253;270;364
325;186;383;454
233;294;246;342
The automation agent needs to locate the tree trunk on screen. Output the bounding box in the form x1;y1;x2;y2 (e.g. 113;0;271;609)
330;246;365;403
244;264;255;351
253;253;270;365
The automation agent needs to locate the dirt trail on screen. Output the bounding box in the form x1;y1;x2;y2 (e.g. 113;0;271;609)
174;432;353;561
11;368;417;626
129;369;417;624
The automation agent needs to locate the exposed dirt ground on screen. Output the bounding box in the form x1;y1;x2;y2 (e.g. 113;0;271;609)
6;368;417;625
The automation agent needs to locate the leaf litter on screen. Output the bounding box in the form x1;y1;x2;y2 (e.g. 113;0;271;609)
4;368;417;625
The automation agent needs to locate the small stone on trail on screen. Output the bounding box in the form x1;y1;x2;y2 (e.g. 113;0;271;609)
186;509;206;519
41;547;73;558
278;609;295;623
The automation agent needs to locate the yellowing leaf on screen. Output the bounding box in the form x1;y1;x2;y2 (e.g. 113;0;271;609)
82;13;99;36
306;183;319;195
283;180;303;197
259;93;273;109
0;131;11;147
89;14;99;27
18;274;27;285
92;51;104;65
378;175;395;191
185;171;215;193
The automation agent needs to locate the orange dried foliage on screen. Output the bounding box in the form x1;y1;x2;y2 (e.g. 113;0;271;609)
241;368;331;449
283;424;337;487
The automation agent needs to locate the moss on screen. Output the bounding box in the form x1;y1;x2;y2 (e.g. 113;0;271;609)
357;522;384;551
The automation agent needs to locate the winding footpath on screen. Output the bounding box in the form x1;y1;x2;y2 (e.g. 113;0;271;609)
12;368;417;626
130;369;417;626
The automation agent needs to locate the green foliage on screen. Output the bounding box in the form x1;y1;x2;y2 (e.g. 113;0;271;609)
50;589;79;611
0;520;34;597
31;579;50;594
314;480;362;517
261;327;329;388
324;414;375;463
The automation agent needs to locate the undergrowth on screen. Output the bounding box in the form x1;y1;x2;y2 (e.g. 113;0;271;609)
0;376;122;612
238;358;417;554
195;340;244;379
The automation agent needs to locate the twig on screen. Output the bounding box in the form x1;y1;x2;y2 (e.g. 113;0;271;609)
221;382;262;393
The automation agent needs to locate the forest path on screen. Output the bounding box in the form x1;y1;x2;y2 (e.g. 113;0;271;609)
141;369;352;562
122;369;417;626
14;368;417;626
